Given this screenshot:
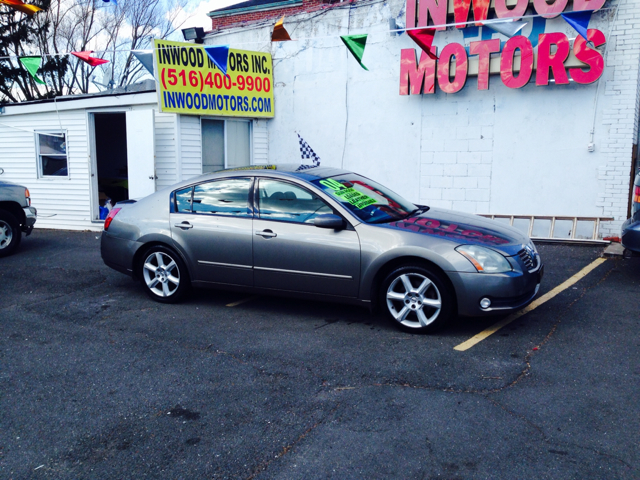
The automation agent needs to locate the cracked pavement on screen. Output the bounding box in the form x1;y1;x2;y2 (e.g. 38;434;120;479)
0;230;638;479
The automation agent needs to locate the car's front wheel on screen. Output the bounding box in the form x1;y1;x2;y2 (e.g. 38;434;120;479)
381;265;453;333
140;246;189;303
0;210;21;258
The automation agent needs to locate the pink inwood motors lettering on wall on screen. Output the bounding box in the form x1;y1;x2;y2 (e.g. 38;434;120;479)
437;43;468;94
533;0;568;18
453;0;490;27
399;48;438;95
406;0;417;28
570;29;606;84
494;0;528;18
470;39;500;90
536;32;570;85
573;0;606;10
418;0;447;31
500;36;534;88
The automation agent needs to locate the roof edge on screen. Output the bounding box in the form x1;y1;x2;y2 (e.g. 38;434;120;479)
208;0;303;18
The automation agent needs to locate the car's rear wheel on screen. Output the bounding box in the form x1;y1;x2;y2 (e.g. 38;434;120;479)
140;246;189;303
0;210;21;258
381;265;453;333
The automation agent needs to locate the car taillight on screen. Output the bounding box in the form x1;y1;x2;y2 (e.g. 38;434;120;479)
634;185;640;204
104;208;121;231
25;188;31;207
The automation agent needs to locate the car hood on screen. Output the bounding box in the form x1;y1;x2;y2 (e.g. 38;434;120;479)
384;207;530;256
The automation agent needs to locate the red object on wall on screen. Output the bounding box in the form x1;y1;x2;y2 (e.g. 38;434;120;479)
536;32;570;86
494;0;528;19
500;36;534;88
453;0;490;27
570;28;606;84
437;43;468;94
400;48;437;95
573;0;606;10
533;0;568;18
470;39;500;90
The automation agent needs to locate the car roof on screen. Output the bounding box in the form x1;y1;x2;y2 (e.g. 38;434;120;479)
173;164;353;187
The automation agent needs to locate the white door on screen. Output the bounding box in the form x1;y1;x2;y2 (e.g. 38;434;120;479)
126;109;156;199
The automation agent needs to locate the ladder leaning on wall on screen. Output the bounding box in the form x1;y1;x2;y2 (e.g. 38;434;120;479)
478;215;615;243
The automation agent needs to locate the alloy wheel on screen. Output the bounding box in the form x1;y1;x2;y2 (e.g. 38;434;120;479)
143;251;181;297
0;220;13;250
386;273;442;329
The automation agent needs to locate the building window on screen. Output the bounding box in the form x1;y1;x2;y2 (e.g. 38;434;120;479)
36;132;68;177
201;119;251;173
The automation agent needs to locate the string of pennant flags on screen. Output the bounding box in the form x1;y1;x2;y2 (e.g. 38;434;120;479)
0;0;610;86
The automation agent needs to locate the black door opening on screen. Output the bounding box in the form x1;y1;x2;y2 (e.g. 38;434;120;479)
94;113;128;217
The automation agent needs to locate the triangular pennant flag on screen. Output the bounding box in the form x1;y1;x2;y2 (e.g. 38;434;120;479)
0;0;42;15
204;45;230;75
71;51;109;67
132;50;154;75
102;0;117;5
561;10;591;42
295;133;321;171
19;56;46;85
340;34;368;71
482;20;527;38
272;15;292;42
407;28;438;60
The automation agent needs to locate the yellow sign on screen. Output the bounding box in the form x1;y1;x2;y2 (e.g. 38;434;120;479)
154;40;274;118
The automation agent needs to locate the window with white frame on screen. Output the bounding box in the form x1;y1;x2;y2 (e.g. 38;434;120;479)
36;132;68;177
201;119;251;173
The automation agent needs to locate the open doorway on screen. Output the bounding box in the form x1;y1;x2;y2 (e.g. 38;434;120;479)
93;113;128;219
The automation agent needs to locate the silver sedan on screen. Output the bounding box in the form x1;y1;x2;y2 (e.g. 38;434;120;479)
101;165;543;333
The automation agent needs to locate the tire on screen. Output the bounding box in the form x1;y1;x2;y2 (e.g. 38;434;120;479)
139;245;189;303
0;210;22;258
380;264;454;333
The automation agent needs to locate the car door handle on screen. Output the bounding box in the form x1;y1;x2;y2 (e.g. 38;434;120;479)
174;222;193;230
255;229;277;238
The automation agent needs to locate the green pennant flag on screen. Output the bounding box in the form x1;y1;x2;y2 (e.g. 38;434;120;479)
340;34;368;71
19;56;46;85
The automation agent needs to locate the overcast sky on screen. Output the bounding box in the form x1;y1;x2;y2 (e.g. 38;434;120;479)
173;0;244;31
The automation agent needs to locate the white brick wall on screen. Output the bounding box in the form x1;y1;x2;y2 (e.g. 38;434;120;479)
420;99;494;214
597;0;640;236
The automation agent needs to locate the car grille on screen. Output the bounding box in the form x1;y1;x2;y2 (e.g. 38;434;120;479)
518;248;538;272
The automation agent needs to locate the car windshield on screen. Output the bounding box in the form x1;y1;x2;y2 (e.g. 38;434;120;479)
311;174;416;224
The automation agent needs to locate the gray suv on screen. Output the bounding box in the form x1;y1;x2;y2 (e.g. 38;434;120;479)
0;169;37;257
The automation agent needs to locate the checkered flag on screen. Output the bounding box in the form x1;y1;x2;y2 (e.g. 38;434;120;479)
296;133;321;171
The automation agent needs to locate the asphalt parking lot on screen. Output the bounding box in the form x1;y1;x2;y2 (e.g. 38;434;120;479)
1;230;638;479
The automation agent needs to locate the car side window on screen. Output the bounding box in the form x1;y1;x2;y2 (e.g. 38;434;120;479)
258;178;332;224
175;186;193;213
190;178;252;217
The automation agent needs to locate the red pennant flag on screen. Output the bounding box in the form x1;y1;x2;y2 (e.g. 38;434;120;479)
407;28;438;60
71;51;109;67
0;0;42;15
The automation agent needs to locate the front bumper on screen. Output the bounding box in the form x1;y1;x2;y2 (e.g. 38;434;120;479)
449;262;544;317
621;217;640;253
22;206;37;235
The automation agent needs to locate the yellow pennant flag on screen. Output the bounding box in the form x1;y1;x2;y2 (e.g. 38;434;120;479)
0;0;42;15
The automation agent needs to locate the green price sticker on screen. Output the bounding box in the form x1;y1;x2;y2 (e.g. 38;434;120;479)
320;181;376;210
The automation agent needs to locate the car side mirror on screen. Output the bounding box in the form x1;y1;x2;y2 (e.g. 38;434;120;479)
314;214;345;230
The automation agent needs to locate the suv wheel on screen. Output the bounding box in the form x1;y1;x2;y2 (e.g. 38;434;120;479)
0;210;21;258
381;265;453;333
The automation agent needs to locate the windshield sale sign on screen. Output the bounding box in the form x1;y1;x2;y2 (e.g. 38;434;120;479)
154;40;275;118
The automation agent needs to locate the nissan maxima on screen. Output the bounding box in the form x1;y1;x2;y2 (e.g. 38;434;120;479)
101;165;543;333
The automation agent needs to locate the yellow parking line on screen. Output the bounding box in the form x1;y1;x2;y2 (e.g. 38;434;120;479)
226;296;259;307
453;257;607;352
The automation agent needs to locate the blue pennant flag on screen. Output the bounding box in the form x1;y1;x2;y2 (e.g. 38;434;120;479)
561;11;592;42
204;45;229;76
102;0;117;5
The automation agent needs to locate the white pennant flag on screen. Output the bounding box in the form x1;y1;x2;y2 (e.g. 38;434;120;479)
482;20;527;38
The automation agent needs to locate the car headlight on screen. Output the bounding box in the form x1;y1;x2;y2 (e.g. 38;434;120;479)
456;245;512;273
